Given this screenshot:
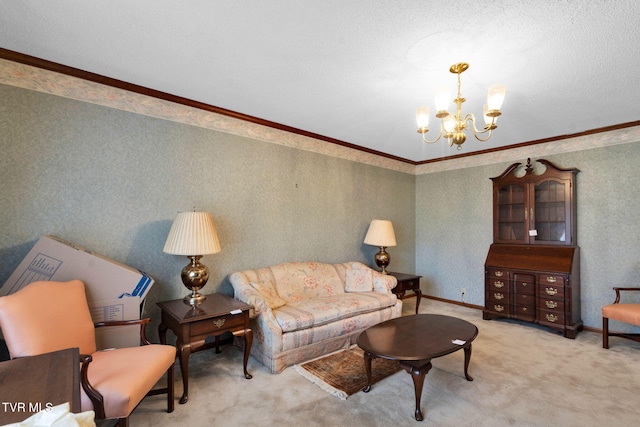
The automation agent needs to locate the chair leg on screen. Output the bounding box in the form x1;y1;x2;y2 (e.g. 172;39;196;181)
602;317;609;349
167;363;175;413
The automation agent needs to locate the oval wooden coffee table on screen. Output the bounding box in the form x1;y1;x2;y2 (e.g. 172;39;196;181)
357;314;478;421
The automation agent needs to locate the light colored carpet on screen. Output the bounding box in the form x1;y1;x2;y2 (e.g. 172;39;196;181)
130;298;640;426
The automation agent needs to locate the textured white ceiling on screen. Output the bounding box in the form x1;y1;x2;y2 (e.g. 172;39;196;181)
1;1;639;162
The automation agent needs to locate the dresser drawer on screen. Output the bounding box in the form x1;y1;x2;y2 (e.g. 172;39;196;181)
538;297;564;313
514;305;535;322
486;302;510;315
190;312;248;337
539;274;566;286
514;293;535;307
488;278;508;292
538;310;566;326
514;280;535;295
488;290;508;303
539;284;565;299
487;268;508;279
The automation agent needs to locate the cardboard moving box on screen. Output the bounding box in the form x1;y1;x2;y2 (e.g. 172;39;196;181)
1;235;154;349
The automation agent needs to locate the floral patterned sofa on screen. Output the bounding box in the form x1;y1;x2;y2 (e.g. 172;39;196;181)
229;261;402;373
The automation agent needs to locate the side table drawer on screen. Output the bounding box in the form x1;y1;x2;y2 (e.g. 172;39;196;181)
395;279;419;293
190;313;247;337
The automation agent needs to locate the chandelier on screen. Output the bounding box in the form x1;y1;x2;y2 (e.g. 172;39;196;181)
416;62;506;150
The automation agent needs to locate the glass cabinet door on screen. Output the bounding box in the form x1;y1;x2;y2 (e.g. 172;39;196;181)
495;183;527;243
533;179;570;244
491;158;577;246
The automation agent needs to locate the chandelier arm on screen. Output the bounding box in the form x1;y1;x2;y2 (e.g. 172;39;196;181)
420;121;444;144
464;113;495;142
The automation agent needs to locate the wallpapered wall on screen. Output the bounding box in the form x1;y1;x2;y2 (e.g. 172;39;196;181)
2;77;639;337
0;84;416;332
416;142;640;331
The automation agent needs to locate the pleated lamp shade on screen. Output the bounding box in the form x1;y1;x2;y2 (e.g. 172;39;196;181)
364;219;397;247
163;212;221;255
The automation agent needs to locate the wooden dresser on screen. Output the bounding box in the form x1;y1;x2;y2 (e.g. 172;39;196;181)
483;244;581;338
483;158;582;338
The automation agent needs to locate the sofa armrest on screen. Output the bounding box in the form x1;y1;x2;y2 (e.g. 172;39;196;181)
373;273;398;293
229;272;269;318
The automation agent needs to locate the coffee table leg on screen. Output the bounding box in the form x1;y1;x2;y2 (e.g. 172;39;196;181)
362;351;373;392
463;343;474;381
402;361;432;422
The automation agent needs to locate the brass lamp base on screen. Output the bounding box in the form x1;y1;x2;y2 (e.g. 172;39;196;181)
181;255;209;306
374;246;391;275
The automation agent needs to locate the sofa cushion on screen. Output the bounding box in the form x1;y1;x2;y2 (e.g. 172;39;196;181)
345;268;374;292
270;262;346;302
273;292;397;333
250;280;286;309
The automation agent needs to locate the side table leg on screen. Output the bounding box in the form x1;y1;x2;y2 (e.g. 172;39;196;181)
414;289;423;314
243;329;253;379
463;344;474;381
158;323;168;345
362;351;373;392
178;342;191;404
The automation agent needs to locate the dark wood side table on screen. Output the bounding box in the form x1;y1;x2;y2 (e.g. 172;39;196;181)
158;294;253;404
0;348;80;424
388;272;422;314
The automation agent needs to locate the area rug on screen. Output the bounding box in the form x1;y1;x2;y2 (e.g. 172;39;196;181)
293;346;402;400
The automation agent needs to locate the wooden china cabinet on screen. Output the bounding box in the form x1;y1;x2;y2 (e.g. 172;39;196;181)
483;158;582;338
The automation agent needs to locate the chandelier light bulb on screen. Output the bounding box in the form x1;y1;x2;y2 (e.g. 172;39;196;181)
487;84;506;113
415;106;430;131
443;113;457;134
434;86;451;117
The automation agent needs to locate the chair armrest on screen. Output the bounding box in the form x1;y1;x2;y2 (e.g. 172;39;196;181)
94;318;152;345
80;354;106;419
612;287;640;304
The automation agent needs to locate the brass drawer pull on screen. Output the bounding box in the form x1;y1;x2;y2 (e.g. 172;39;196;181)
495;271;504;277
213;319;226;328
545;314;558;323
521;282;528;287
494;293;504;300
545;287;558;296
494;281;504;288
494;304;505;312
546;276;557;283
545;300;558;309
522;307;528;312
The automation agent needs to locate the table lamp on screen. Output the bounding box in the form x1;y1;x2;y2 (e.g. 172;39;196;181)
364;219;396;274
163;211;221;305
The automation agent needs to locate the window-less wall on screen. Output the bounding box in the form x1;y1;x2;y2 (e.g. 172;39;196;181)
416;142;640;330
0;84;416;325
2;67;639;335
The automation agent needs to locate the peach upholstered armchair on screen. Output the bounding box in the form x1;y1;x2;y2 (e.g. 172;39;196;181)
602;287;640;348
0;280;175;426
